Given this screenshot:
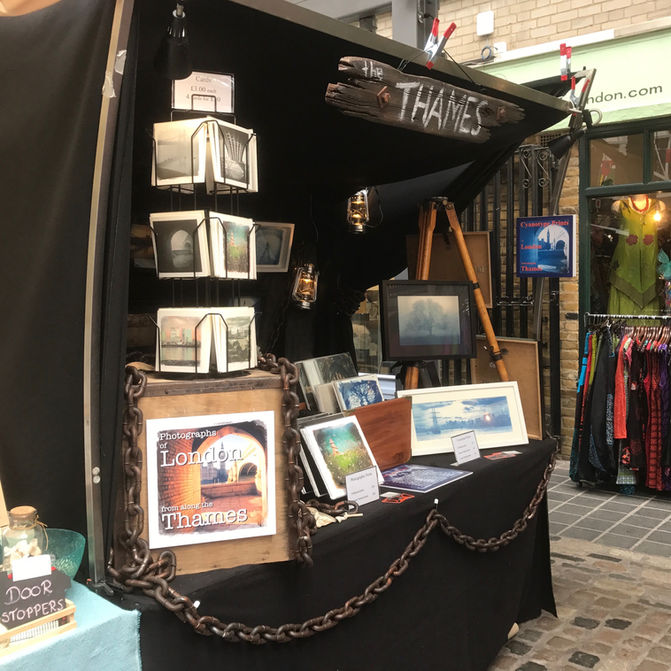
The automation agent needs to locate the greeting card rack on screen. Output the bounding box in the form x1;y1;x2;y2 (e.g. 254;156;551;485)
147;309;258;377
150;119;256;196
149;214;258;282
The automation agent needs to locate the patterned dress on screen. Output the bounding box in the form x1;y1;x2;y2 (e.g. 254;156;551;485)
608;197;664;315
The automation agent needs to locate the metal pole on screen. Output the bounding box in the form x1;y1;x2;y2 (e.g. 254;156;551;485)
83;0;135;587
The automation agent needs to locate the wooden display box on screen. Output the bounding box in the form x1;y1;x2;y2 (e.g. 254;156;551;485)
114;368;292;576
0;600;76;656
345;397;412;471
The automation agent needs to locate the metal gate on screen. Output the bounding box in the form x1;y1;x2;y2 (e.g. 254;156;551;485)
444;143;564;438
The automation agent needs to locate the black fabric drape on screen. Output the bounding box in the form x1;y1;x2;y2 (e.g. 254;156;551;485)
0;0;115;534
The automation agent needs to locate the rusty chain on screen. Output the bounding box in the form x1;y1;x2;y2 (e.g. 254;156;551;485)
108;361;556;643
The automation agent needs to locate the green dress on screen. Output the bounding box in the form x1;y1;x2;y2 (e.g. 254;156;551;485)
608;197;662;315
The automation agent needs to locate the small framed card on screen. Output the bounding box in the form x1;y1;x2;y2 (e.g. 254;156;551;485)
255;222;294;273
333;375;384;411
156;307;212;374
152;117;209;189
150;210;210;279
300;415;382;500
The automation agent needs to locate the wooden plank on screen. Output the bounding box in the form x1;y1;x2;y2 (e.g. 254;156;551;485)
114;375;293;576
0;478;7;528
0;600;76;656
345;397;411;471
325;57;525;143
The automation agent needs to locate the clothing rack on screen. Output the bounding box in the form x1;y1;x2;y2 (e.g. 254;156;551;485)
584;312;671;328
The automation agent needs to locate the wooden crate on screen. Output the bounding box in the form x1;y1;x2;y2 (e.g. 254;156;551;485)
345;397;411;471
115;368;292;576
0;600;76;656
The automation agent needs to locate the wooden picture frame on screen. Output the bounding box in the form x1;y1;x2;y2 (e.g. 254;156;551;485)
380;280;476;360
470;335;544;440
397;381;528;455
406;231;493;308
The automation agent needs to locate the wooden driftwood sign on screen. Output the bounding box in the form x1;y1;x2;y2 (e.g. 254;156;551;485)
325;57;525;143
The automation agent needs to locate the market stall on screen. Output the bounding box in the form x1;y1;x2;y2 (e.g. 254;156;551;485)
0;0;572;667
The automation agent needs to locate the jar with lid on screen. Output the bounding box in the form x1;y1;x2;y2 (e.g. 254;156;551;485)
2;506;46;571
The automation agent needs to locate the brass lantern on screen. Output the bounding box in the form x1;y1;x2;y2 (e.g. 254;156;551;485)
347;188;370;234
291;263;319;309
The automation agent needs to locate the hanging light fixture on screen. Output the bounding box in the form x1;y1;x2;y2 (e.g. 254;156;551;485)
154;2;193;80
291;263;319;309
347;188;370;234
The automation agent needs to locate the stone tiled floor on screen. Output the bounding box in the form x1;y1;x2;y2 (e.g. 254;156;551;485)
488;458;671;670
548;460;671;557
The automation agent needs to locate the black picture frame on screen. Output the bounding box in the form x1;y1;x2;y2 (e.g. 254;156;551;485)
380;280;476;360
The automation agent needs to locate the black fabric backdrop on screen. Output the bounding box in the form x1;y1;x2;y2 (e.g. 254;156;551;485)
112;441;556;671
0;0;115;535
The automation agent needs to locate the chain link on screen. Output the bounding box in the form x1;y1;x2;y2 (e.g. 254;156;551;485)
108;363;557;643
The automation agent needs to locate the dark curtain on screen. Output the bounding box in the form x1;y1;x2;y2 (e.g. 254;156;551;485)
0;0;115;534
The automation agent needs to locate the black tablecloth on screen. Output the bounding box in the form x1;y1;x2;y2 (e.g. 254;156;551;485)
112;439;556;671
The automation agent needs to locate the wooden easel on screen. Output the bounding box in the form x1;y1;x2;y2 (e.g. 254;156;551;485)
404;199;508;389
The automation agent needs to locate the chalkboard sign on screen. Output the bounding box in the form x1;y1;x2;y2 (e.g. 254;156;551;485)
0;569;70;628
325;57;524;143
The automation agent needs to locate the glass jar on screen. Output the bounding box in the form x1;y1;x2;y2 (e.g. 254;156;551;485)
2;506;46;571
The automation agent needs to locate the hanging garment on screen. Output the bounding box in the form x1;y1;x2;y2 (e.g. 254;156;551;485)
643;351;663;490
588;328;618;477
608;197;664;315
626;344;648;473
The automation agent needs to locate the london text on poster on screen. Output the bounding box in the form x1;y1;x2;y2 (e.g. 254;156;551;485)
146;411;276;549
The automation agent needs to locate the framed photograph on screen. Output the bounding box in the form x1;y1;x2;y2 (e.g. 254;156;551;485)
333;375;384;411
210;119;258;192
397;381;528;455
380;280;476;360
172;71;235;114
406;231;493;308
208;211;256;279
296;353;358;412
211;306;257;373
152;117;209;189
145;410;275;549
300;415;382;500
255;222;295;273
156;307;212;374
149;210;210;278
470;336;544;440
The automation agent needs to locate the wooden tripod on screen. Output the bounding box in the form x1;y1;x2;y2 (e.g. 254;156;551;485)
404;199;508;390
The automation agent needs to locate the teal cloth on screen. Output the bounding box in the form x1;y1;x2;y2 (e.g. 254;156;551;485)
0;581;141;670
